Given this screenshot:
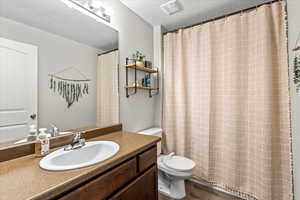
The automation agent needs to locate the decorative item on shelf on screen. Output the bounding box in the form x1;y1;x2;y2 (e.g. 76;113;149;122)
145;61;152;69
293;31;300;93
141;77;145;87
49;67;91;108
145;74;151;87
141;75;151;87
132;50;146;67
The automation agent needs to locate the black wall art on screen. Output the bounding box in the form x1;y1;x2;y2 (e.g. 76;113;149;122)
49;67;91;108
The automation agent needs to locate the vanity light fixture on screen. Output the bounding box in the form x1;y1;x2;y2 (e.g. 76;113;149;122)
60;0;111;23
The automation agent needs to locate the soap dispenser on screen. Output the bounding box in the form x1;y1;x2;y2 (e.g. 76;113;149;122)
35;128;50;157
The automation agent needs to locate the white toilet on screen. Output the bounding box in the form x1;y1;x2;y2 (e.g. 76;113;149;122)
138;128;196;199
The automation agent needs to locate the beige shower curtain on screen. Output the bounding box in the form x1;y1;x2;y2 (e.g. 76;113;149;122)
97;50;119;126
163;2;293;200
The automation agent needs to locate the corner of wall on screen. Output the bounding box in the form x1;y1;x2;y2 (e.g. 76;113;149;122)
109;0;156;132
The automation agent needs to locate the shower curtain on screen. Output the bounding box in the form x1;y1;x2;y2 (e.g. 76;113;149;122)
163;2;293;200
97;50;119;126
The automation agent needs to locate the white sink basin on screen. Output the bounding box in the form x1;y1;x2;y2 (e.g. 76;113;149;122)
40;141;119;171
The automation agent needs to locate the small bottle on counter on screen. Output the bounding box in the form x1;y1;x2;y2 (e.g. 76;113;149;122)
35;128;50;157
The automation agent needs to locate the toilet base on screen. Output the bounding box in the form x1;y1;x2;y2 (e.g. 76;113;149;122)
158;171;186;199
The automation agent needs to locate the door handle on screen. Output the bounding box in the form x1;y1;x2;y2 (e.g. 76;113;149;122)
30;114;37;120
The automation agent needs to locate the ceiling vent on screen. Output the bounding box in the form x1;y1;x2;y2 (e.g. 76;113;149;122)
160;0;182;16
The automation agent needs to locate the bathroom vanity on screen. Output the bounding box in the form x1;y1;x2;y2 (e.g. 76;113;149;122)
0;126;160;200
58;146;158;200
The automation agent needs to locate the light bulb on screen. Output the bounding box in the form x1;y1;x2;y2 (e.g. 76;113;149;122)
60;0;111;23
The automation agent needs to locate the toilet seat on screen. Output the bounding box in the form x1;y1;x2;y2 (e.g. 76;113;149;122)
163;155;195;172
158;155;194;177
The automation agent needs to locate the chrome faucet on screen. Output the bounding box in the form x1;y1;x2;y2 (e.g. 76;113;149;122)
49;124;60;137
64;132;86;151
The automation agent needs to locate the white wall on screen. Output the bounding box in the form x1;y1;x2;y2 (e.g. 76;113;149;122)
287;0;300;199
0;17;102;131
108;0;156;132
153;25;166;127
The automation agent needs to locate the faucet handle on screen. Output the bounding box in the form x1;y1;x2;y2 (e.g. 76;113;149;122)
64;132;86;151
73;132;81;141
73;131;86;141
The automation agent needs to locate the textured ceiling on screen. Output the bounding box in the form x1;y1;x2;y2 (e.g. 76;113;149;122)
0;0;118;51
120;0;273;31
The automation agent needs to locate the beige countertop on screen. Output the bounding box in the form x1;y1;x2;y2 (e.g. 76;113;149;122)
0;131;160;200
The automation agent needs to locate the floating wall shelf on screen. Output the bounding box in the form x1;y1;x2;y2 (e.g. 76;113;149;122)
125;64;158;73
125;58;159;98
124;85;159;90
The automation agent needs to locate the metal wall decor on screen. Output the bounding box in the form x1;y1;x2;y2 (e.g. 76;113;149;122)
293;31;300;93
49;67;91;108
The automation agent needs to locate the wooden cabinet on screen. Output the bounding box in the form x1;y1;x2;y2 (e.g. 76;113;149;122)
137;147;157;173
57;146;158;200
59;158;137;200
109;166;157;200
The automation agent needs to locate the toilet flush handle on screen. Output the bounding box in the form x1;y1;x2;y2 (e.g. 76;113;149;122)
166;152;175;160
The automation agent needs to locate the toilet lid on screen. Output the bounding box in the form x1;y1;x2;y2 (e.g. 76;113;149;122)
163;155;195;172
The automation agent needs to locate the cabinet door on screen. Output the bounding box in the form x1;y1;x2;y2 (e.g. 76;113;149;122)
138;146;157;173
59;158;137;200
109;166;157;200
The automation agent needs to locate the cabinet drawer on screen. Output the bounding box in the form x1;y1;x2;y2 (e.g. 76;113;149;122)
109;166;157;200
59;158;137;200
138;146;157;173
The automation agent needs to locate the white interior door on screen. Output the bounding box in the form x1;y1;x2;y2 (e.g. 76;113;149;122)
0;37;38;143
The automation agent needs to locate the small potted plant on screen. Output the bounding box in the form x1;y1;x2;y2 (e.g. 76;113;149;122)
132;51;146;67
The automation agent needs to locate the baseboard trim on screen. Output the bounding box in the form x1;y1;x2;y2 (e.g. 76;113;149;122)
188;177;245;200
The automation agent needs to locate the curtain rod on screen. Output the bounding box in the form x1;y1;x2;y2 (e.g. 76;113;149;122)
164;0;283;35
98;48;118;56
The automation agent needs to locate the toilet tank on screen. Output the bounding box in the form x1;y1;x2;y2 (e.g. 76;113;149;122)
138;128;162;155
